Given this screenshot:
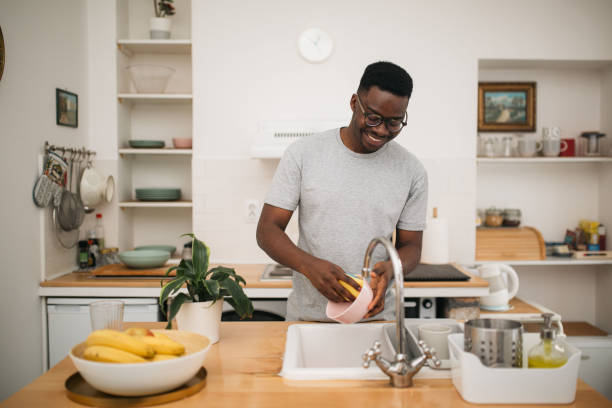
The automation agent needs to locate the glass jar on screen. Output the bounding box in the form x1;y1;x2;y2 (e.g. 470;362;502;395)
503;208;522;227
485;208;503;227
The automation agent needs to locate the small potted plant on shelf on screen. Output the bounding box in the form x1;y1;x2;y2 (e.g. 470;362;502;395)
160;234;253;343
150;0;175;39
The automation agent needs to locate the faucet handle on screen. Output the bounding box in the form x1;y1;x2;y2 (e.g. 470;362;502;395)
418;340;442;368
362;341;381;368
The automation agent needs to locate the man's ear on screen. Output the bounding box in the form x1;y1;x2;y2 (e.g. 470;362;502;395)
349;93;357;112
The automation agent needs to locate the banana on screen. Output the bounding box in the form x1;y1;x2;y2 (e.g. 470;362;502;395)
86;329;155;358
124;327;152;337
140;332;185;356
338;274;363;301
149;353;179;362
83;345;147;363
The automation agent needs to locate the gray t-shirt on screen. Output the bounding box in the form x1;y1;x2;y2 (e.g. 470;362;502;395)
265;128;428;321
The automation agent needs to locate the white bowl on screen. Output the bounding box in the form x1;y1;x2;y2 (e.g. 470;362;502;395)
126;64;175;93
80;167;105;207
70;330;210;397
104;175;115;203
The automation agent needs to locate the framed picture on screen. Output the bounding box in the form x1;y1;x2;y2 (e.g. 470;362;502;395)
56;88;78;128
478;82;536;132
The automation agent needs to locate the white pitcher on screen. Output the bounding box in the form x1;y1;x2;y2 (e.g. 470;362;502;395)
478;264;519;311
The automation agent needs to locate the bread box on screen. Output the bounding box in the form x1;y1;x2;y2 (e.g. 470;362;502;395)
476;226;546;261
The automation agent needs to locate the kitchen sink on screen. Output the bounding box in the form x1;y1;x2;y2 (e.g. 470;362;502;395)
280;319;463;381
280;323;395;380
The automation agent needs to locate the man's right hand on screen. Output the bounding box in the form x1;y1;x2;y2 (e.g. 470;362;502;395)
299;258;361;303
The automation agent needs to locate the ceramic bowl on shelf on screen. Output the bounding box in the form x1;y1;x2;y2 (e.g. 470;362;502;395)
128;140;165;148
126;64;175;93
118;249;170;269
134;245;176;256
172;138;192;149
69;329;211;397
135;188;181;201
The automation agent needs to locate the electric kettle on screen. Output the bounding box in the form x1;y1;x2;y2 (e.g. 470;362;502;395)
477;264;520;311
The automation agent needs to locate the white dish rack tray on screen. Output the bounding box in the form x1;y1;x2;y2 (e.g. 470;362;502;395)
448;333;581;404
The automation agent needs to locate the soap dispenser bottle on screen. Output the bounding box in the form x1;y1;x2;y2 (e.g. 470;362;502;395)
528;313;568;368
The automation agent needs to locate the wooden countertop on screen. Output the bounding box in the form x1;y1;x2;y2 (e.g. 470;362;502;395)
2;322;610;408
40;263;488;289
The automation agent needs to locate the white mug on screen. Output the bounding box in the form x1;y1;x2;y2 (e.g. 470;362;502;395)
517;138;543;157
418;323;452;359
543;139;568;157
478;264;519;311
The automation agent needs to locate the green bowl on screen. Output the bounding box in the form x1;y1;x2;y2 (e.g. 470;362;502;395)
128;140;165;148
134;245;176;256
119;250;170;269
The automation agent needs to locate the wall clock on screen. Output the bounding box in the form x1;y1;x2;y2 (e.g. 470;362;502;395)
0;26;4;82
297;27;333;63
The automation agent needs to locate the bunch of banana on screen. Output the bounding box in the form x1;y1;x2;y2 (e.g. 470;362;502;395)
82;329;185;364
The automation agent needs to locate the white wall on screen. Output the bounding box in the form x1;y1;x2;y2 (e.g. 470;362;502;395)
0;0;89;399
192;0;612;264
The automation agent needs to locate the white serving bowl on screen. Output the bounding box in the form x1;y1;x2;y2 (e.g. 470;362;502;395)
69;330;211;396
126;64;175;93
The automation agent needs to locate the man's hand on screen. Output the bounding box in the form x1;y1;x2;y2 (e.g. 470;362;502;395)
364;261;393;318
300;258;361;303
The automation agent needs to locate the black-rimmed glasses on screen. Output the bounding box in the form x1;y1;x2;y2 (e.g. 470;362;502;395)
356;94;407;132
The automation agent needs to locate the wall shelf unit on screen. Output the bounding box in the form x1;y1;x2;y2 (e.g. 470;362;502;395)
115;0;193;253
117;39;191;56
119;148;192;156
117;94;192;103
119;201;193;208
474;258;612;266
477;157;612;163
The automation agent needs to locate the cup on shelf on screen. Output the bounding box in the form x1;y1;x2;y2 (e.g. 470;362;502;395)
517;136;543;157
560;138;576;157
542;139;568;157
89;300;124;331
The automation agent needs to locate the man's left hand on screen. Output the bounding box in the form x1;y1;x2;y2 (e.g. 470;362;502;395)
364;261;393;318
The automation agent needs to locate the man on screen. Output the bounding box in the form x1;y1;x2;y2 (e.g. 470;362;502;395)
256;61;428;321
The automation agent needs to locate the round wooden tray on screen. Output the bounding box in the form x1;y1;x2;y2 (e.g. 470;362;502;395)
65;367;207;407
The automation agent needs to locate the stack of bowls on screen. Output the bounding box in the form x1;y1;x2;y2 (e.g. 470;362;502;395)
135;188;181;201
128;140;165;148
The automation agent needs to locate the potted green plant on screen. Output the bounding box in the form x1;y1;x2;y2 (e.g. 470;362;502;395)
150;0;175;39
160;234;253;343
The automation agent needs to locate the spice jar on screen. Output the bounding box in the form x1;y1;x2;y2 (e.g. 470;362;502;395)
503;208;522;227
485;208;503;227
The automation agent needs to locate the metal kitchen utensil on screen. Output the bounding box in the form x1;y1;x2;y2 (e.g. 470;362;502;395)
73;151;86;227
464;318;523;368
57;154;80;231
52;206;79;249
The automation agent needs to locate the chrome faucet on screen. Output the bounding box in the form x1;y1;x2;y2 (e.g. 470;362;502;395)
360;237;440;387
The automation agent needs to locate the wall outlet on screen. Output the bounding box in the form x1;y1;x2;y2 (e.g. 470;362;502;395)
245;199;261;223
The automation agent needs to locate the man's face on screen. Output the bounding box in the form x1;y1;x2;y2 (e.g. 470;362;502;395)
350;86;409;153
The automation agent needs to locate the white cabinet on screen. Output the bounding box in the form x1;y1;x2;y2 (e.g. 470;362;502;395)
114;0;193;252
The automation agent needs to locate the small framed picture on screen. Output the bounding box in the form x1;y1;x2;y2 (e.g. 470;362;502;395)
56;88;78;128
478;82;536;132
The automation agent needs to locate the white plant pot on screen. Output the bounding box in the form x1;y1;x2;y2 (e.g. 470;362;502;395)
149;17;171;39
175;300;222;344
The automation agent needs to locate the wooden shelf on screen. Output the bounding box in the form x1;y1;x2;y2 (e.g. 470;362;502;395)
117;93;192;103
477;157;612;163
119;148;192;156
117;39;191;55
119;200;193;208
473;257;612;266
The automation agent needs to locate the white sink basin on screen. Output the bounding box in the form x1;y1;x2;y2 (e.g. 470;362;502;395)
280;323;395;380
280;319;463;381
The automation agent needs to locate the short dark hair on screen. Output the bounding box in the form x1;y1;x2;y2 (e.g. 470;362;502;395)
358;61;413;98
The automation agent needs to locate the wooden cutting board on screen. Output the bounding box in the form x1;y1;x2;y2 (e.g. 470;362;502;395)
91;263;176;276
476;226;546;261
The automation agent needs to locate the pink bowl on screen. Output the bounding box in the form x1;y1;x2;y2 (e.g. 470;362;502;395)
325;281;373;324
172;138;192;149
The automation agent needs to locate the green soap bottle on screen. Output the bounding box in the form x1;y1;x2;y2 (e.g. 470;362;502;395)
528;313;568;368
